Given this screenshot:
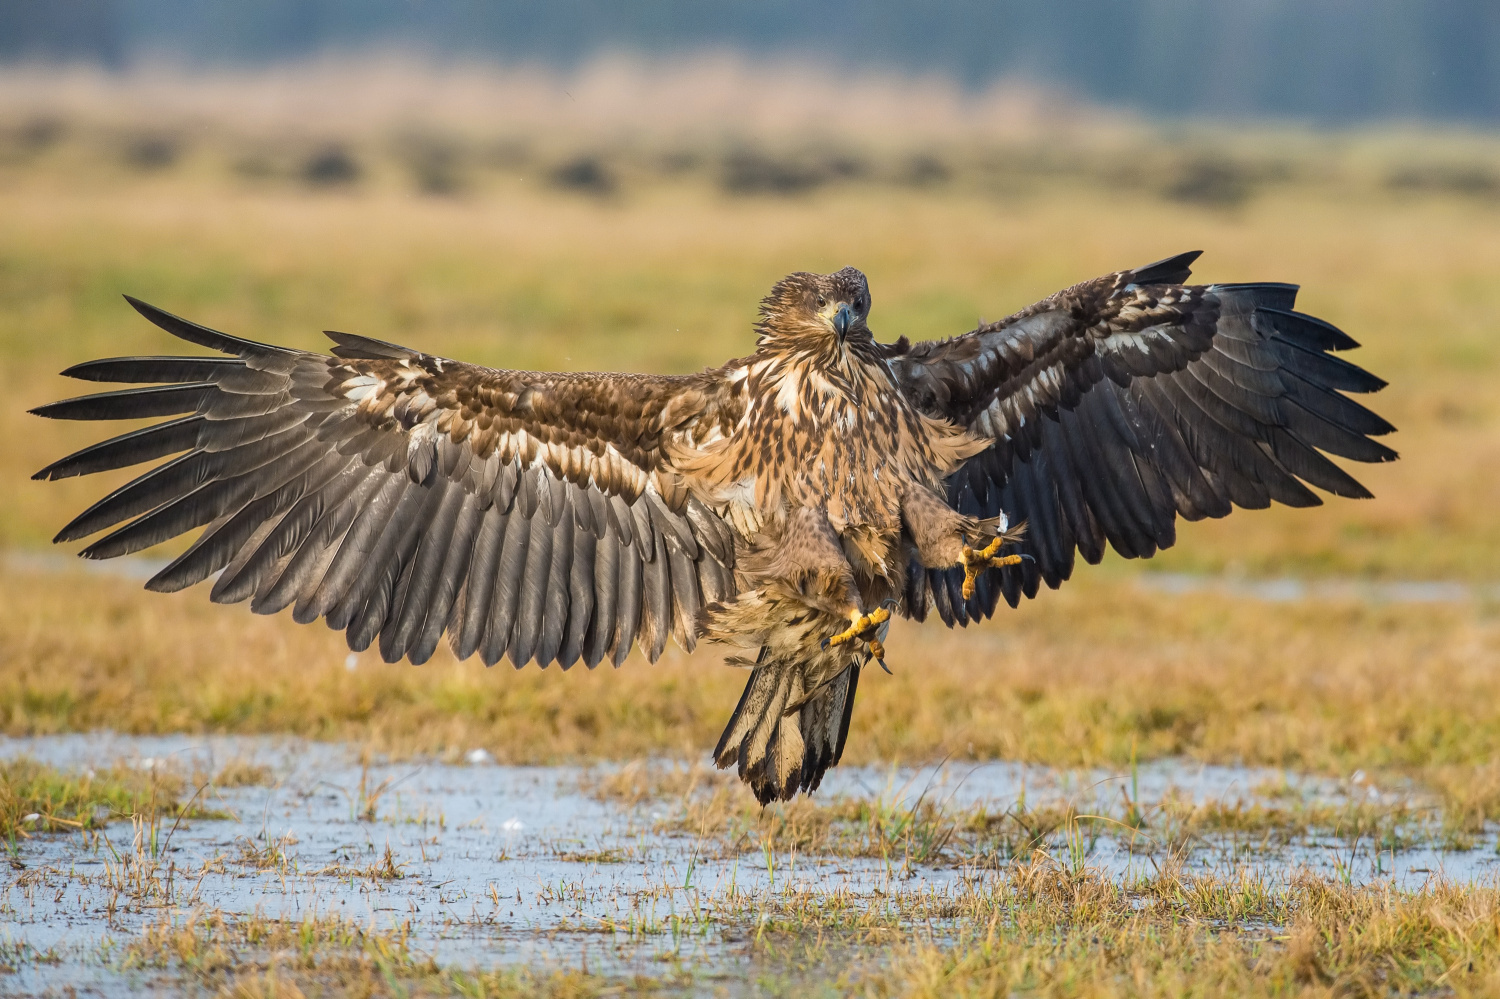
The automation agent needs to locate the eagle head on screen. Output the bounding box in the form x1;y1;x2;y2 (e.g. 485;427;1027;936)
755;267;873;352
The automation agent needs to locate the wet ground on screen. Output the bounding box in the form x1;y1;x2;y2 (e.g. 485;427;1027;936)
2;734;1496;996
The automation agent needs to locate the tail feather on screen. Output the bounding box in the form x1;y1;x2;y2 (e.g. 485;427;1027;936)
740;668;799;794
714;653;861;804
802;662;859;794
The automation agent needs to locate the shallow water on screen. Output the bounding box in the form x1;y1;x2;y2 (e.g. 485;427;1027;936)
1;734;1494;996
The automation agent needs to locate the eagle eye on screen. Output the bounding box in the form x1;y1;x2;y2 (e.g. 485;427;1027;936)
816;295;827;308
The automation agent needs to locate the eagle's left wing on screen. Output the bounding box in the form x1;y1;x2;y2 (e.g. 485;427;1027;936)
888;251;1396;625
32;298;741;668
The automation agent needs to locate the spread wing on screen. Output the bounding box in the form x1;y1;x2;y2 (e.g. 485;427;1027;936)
33;298;740;667
890;250;1396;625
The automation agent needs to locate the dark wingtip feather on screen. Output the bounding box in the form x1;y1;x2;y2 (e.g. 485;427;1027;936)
144;566;191;593
30;383;215;422
31;415;203;482
1259;307;1362;352
60;355;241;384
1130;250;1203;286
32;460;72;482
123;295;290;356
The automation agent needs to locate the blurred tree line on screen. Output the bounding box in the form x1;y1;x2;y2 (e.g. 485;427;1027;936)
2;0;1498;124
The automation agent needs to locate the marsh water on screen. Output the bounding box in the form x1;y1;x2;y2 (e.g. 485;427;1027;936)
2;733;1494;996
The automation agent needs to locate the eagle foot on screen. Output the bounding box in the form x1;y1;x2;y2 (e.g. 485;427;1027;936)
822;605;892;661
960;538;1031;600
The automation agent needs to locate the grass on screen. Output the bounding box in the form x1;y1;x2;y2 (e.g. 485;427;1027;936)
128;909;631;997
109;866;1500;998
0;755;222;839
1;86;1499;578
583;757;1476;875
863;871;1500;998
4;564;1499;800
4;182;1496;579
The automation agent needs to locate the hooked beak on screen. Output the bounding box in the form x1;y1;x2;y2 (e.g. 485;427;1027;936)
832;303;853;339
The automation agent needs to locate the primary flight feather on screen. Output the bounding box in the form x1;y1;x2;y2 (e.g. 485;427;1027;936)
33;251;1395;803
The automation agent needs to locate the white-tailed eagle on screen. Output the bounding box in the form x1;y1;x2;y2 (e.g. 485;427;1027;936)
33;251;1394;802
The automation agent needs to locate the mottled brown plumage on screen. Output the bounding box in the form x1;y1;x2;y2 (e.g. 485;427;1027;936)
32;251;1396;803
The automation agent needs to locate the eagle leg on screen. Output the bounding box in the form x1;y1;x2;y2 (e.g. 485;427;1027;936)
959;538;1031;600
822;604;892;661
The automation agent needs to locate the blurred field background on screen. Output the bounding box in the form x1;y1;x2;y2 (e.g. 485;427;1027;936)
2;56;1499;782
4;59;1499;573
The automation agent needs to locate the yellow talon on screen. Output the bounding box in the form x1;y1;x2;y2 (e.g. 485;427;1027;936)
960;538;1026;600
825;605;892;651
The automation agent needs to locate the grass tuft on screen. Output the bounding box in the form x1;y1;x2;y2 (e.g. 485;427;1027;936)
0;756;217;838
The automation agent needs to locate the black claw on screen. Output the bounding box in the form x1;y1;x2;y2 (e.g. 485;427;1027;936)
877;659;893;675
819;638;830;651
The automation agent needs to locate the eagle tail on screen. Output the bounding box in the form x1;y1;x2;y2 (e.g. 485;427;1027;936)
713;652;861;805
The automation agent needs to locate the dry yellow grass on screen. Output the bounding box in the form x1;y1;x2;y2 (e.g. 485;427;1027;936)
3;155;1497;576
866;871;1500;998
5;563;1498;793
115;862;1500;998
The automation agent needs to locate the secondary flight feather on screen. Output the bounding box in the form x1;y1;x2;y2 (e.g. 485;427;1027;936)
33;251;1395;802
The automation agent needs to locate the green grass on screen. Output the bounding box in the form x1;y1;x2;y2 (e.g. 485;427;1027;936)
0;756;218;839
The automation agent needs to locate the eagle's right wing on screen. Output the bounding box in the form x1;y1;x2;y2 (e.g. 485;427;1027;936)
890;251;1396;624
32;298;740;668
